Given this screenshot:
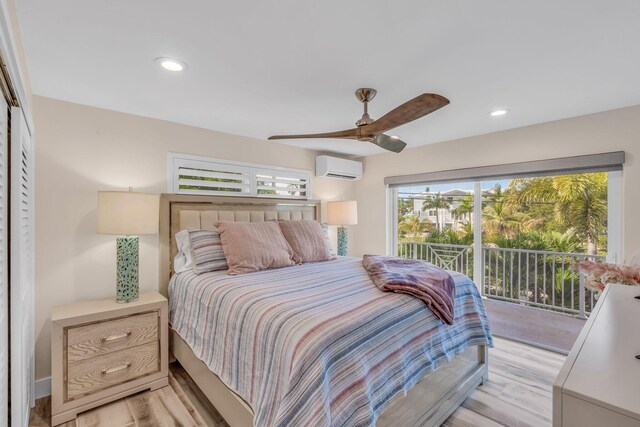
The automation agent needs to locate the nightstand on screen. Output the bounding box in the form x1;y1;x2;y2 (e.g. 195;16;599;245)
51;292;168;426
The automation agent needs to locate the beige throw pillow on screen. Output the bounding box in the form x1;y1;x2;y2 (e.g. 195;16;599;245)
216;221;296;275
279;220;334;263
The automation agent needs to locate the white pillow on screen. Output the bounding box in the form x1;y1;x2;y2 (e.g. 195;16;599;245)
321;223;337;257
174;229;193;273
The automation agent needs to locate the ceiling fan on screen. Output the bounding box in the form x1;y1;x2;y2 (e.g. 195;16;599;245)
268;88;450;153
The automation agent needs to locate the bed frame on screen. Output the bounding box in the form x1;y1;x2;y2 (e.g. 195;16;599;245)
159;194;488;427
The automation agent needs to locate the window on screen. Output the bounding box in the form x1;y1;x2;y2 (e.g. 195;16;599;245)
388;152;625;319
391;171;621;318
168;153;311;199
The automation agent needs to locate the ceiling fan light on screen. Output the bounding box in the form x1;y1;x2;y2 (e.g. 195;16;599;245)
155;57;188;72
357;135;375;142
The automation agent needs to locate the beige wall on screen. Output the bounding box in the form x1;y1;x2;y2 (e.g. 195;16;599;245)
352;105;639;259
33;95;640;381
34;96;356;380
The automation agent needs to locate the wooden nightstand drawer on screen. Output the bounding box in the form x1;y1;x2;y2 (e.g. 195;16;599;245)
67;341;160;399
67;311;158;363
52;292;169;425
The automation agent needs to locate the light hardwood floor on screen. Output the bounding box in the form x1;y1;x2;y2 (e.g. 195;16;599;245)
31;337;565;426
444;337;566;427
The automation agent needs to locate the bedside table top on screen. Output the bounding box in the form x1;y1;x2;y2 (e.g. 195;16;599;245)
52;291;167;323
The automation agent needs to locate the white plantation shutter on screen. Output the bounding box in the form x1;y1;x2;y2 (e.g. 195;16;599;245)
173;158;252;196
168;153;312;200
254;168;309;199
10;107;34;426
0;97;7;427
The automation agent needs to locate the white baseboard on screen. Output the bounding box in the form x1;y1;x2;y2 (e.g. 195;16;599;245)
35;377;51;399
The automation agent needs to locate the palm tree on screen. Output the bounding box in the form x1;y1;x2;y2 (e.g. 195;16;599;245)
543;228;581;254
456;221;474;245
509;173;607;255
422;192;451;231
482;201;536;239
397;197;414;219
452;194;474;224
398;215;432;240
484;183;505;206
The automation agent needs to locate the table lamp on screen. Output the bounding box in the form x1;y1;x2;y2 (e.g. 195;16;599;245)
97;189;159;303
327;201;358;256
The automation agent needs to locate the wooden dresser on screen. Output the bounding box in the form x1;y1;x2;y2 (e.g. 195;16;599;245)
51;292;168;426
553;284;640;427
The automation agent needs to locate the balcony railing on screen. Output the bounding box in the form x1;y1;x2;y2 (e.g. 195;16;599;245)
398;241;474;277
398;241;606;319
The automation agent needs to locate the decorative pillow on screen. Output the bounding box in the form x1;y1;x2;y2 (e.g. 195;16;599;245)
321;223;337;257
279;220;334;263
188;229;228;274
174;230;194;273
216;221;296;275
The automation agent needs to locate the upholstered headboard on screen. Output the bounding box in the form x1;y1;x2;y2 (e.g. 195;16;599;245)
159;194;321;296
178;209;315;231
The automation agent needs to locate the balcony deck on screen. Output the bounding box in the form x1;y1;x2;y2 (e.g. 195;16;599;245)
398;240;601;353
485;298;585;353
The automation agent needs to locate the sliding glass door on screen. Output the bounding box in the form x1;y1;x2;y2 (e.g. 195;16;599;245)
391;170;620;318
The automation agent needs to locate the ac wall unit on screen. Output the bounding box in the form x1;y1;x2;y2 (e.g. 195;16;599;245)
316;155;363;181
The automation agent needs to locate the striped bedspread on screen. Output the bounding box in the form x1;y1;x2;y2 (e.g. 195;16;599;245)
169;257;492;427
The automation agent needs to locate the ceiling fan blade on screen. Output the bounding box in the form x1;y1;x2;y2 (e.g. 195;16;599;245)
372;134;407;153
268;128;358;140
363;93;449;134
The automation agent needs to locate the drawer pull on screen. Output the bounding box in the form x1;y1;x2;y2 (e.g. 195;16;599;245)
100;331;132;343
101;362;132;375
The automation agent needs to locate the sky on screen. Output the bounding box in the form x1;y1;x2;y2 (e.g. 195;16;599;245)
398;179;511;196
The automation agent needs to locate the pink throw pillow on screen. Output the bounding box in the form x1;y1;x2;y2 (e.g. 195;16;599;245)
278;220;334;263
216;221;296;275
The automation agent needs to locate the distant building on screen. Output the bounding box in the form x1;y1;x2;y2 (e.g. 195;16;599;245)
409;189;470;231
408;187;499;231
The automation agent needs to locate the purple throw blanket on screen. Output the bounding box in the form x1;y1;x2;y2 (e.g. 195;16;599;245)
362;255;456;324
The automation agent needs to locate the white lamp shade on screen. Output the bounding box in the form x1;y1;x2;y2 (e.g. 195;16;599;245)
327;201;358;225
97;191;159;235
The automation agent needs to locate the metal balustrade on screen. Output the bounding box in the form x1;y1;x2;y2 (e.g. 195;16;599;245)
398;241;606;319
398;241;474;278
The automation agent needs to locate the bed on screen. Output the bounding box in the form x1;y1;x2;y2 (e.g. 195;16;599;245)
159;194;492;427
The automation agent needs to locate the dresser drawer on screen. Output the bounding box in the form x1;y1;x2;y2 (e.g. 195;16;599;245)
562;394;640;427
66;341;159;399
553;285;640;426
67;311;158;363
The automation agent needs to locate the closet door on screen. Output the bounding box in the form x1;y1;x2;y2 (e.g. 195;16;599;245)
10;107;34;426
0;97;7;427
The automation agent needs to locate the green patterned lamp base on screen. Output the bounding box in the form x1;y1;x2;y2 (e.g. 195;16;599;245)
337;226;348;256
116;236;139;303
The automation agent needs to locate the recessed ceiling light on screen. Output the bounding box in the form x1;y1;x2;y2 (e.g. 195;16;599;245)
490;109;508;117
155;57;188;72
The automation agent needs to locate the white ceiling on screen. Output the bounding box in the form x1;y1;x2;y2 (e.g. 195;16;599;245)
16;0;640;156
